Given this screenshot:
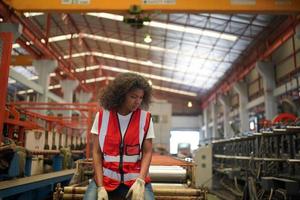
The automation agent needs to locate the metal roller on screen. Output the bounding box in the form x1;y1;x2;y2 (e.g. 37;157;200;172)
64;186;87;194
149;165;187;183
63;187;205;199
156;197;203;200
63;193;84;200
152;183;188;189
63;194;204;200
153;188;203;196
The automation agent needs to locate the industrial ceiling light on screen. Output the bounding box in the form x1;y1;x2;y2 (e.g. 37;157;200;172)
87;13;123;21
144;34;152;43
23;12;44;17
187;101;193;108
12;43;20;49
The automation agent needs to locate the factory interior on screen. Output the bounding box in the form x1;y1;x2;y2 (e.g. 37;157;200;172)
0;0;300;200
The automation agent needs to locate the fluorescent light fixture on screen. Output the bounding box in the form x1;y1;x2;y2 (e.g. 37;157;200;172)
86;13;123;21
8;78;16;84
152;85;197;97
188;101;193;107
48;84;61;90
18;84;60;95
87;13;237;41
49;34;74;42
18;89;34;95
145;21;237;41
12;43;20;49
75;65;100;72
30;76;38;80
85;77;106;83
23;12;44;17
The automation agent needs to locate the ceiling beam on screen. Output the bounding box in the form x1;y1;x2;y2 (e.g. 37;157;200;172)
3;0;300;13
9;68;65;102
9;68;43;94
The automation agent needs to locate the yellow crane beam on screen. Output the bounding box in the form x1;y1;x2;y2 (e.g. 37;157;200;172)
3;0;300;13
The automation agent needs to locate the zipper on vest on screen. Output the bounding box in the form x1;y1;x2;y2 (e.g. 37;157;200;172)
119;142;124;183
116;111;134;184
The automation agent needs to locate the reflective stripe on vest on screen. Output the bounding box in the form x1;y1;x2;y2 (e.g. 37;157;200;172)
98;109;110;153
104;154;140;162
103;167;139;181
139;110;147;149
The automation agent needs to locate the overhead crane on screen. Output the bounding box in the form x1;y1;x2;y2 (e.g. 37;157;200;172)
3;0;300;13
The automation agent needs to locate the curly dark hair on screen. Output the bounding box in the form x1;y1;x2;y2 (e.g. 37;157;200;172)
99;73;152;110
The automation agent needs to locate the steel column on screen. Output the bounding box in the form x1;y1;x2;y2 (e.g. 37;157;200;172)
0;32;13;144
86;110;93;158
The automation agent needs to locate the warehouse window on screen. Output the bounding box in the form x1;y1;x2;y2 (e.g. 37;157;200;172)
170;131;199;155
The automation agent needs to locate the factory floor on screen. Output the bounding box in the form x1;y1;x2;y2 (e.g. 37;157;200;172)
207;194;220;200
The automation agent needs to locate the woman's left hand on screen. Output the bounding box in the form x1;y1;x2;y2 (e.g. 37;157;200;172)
125;178;145;200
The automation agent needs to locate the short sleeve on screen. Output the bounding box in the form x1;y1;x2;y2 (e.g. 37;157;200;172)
91;112;99;135
145;118;155;139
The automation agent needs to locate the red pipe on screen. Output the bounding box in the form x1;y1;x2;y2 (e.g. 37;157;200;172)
18;127;25;147
45;13;51;46
292;29;297;70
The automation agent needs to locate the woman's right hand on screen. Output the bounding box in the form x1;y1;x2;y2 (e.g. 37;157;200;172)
97;186;108;200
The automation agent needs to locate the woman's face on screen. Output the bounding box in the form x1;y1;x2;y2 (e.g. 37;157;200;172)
123;88;144;112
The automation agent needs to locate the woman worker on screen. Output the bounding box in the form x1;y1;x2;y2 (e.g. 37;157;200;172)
84;73;155;200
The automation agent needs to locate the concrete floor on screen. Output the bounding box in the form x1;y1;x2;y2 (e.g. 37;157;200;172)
208;194;220;200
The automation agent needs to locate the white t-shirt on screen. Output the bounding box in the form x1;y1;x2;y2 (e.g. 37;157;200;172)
91;111;155;139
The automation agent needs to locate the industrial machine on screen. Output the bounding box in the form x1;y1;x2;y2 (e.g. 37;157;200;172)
0;102;96;200
212;113;300;199
194;145;212;189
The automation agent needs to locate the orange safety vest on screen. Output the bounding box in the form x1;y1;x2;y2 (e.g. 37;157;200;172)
97;108;151;191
